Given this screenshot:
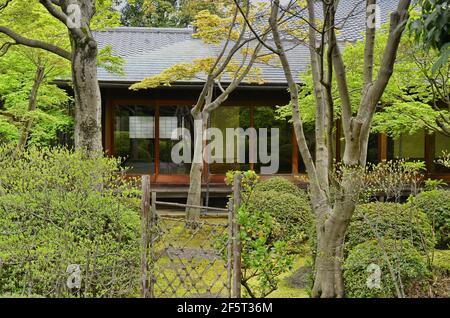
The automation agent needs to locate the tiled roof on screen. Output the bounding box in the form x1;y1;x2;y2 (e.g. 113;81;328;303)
95;0;399;85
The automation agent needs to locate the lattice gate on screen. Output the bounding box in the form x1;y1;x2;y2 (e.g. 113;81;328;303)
139;176;242;298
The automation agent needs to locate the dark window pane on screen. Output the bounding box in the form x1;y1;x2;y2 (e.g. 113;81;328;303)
298;124;315;173
159;106;194;175
434;132;450;173
387;131;425;161
366;134;379;164
114;105;155;174
209;107;251;174
254;107;292;174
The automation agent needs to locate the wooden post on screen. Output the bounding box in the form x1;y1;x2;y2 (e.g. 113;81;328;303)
232;173;242;298
227;204;233;298
149;191;157;298
140;175;151;298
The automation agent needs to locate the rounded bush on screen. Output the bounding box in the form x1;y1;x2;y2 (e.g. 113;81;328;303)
346;202;435;253
254;177;305;197
343;239;429;298
413;190;450;249
246;189;312;248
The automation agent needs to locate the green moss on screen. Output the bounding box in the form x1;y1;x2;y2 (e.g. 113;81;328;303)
432;249;450;273
270;255;310;298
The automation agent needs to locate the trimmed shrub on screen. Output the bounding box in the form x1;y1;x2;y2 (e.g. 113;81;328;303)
413;190;450;249
246;189;312;249
346;202;435;253
0;145;141;297
254;177;304;197
343;239;429;298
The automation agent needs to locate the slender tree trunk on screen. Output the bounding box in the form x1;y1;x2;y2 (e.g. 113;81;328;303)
186;111;209;223
16;66;45;151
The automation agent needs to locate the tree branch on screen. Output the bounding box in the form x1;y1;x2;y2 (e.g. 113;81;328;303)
270;0;322;201
0;26;72;60
364;0;377;87
39;0;69;27
232;0;279;54
356;0;411;164
0;0;13;11
307;0;329;189
329;10;352;143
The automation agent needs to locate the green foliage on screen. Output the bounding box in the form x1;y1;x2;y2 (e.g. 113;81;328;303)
120;0;228;28
413;190;450;249
130;4;271;91
97;45;125;76
276;22;449;138
246;191;312;250
222;173;309;297
432;249;450;274
424;178;448;191
0;145;141;297
366;160;426;200
254;176;305;197
410;0;450;52
226;174;312;251
237;206;294;298
0;50;73;146
0;120;18;143
437;151;450;168
413;1;449;61
343;239;430;298
225;170;259;201
346;202;435;253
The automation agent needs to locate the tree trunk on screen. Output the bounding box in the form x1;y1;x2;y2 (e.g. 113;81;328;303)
71;34;103;156
16;66;45;151
312;202;354;298
311;148;360;298
186;162;203;223
185;111;208;223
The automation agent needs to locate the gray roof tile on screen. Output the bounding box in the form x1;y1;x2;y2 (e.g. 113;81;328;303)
95;0;399;85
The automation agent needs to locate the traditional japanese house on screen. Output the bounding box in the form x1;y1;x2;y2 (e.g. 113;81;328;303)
61;0;450;197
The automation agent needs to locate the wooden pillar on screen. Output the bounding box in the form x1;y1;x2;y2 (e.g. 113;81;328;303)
378;133;388;162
